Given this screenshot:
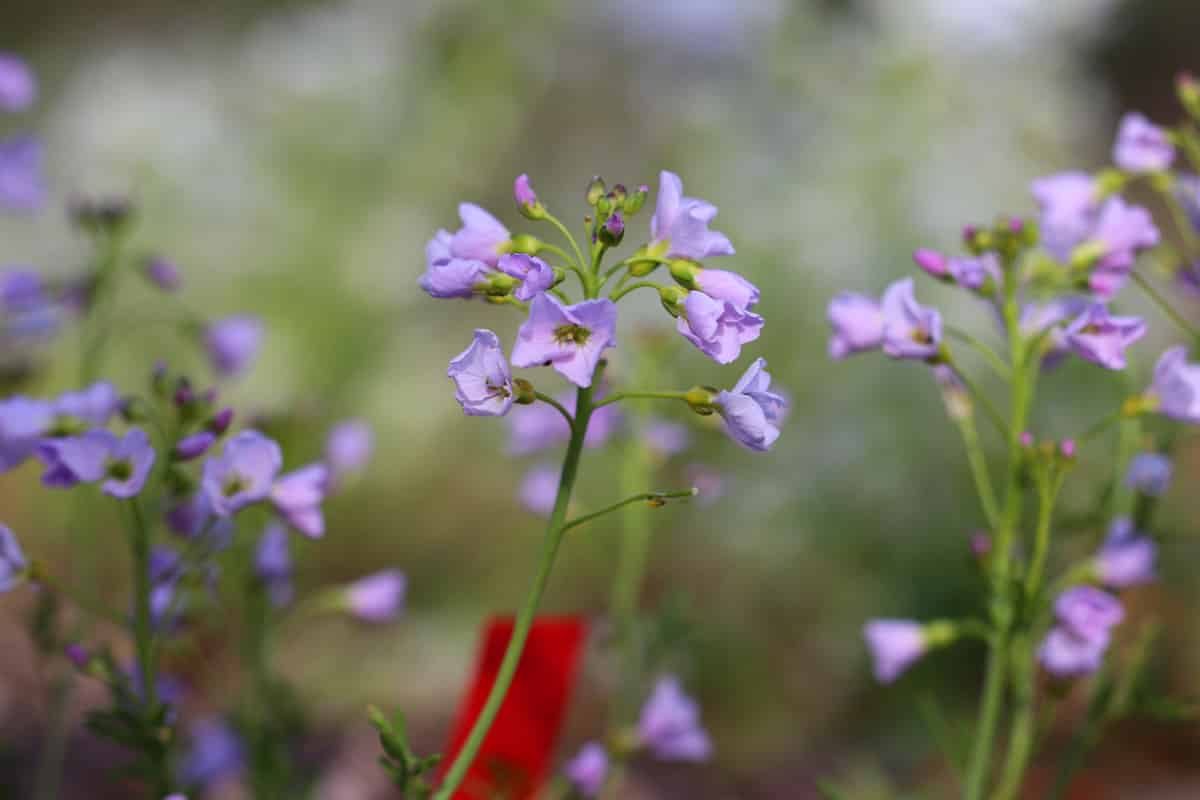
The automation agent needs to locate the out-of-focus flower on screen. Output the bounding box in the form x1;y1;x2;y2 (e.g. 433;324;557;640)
1086;198;1160;297
164;491;232;549
650;170;734;260
1054;586;1124;641
54;381;121;426
344;570;406;623
325;419;372;480
1062;304;1145;370
448;329;514;416
863;619;927;683
449;203;510;266
637;676;712;762
1125;452;1172;496
676;290;762;364
0;54;36;111
0;524;27;591
881;278;942;360
271;463;328;538
201;430;282;516
564;742;608;797
714;358;785;452
519;464;558;517
498;253;555;302
1148;346;1200;423
1020;297;1089;367
419;244;488;299
142;256;182;292
512;295;617;387
174;431;215;461
0;136;45;212
181;717;244;787
1039;626;1109;678
0;396;52;471
1032;172;1098;261
912;248;948;278
1094;518;1156;589
204;316;263;378
255;522;293;607
644;418;690;457
827;292;884;360
1113;112;1174;173
1;268;45;311
947;253;1000;291
37;429;155;497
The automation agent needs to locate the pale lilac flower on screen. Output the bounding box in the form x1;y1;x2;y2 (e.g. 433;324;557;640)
201;430;283;516
209;407;234;435
205;316;263;378
1039;626;1110;678
449;203;510;266
0;396;52;471
143;257;182;292
54;381;121;426
512;294;617;387
507;392;622;454
1126;453;1172;496
864;619;927;683
912;248;948;278
519;464;558;517
325;419;372;479
827;292;884;360
676;290;763;364
565;742;609;797
0;54;36;111
650;170;734;260
345;570;406;623
1087;197;1160;296
1031;172;1098;261
947;253;1000;291
637;676;712;762
0;136;45;211
1095;518;1156;588
64;643;90;669
644;419;690;457
165;492;234;549
1020;297;1089;367
1055;586;1124;641
255;523;293;607
182;717;244;787
1113;112;1175;173
448;329;514;416
498;253;555;302
0;524;27;591
419;255;488;299
1;268;44;311
514;173;538;210
270;464;328;538
693;268;758;310
1148;346;1200;423
174;431;215;461
100;429;156;498
881;278;942;360
1062;304;1146;370
37;429;155;497
714;358;785;452
601;212;624;243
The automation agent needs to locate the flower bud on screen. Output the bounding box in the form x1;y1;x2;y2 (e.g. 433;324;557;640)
506;233;543;255
208;406;234;435
912;249;948;279
142;256;182;292
658;285;687;317
608;184;627;208
624;184;649;215
599;212;624;246
513;377;537;405
174;379;194;409
684;385;718;415
1178;72;1200;119
585;176;606;206
596;194;612;216
667;258;701;289
1059;439;1077;459
482;272;519;297
514;174;546;220
64;643;90;670
174;431;216;461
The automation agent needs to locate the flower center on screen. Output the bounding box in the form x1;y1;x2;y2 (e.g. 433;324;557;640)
553;324;591;346
223;473;249;497
910;326;932;344
485;379;511;399
106;459;132;481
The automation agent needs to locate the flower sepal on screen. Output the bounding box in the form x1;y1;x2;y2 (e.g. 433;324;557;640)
658;285;687;316
667;258;701;289
513;378;537;405
503;233;543;256
684;386;718;415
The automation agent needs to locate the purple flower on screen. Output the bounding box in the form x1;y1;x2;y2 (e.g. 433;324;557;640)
165;492;234;548
498;253;555;302
0;54;36;112
1031;172;1099;262
650;170;734;260
201;430;282;516
54;382;121;426
1054;586;1124;641
564;742;608;797
676;290;763;365
644;419;690;457
1126;453;1172;496
449;203;510;266
1039;626;1110;678
1062;304;1146;370
174;431;216;461
519;464;558;517
827;292;884;360
511;294;617;387
1095;518;1156;588
714;358;785;452
863;619;927;683
1175;174;1200;231
325;419;372;480
947;253;1000;291
881;278;942;360
344;569;406;623
1113;112;1175;173
182;717;244;787
270;463;328;538
0;396;52;471
37;429;155;498
205;316;263;378
601;212;624;244
0;136;45;212
419;229;488;299
0;524;27;591
1148;346;1200;423
693;268;759;310
255;523;293;608
1019;297;1089;367
1087;198;1160;296
507;392;622;454
447;329;514;416
1;268;45;311
912;248;948;278
637;676;712;762
514;173;538;210
143;257;182;292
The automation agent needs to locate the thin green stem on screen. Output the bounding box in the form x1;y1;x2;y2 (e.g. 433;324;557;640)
1077;409;1126;443
919;692;966;786
543;212;589;279
433;382;596;799
946;325;1012;380
954;414;1003;533
593;390;689;408
1130;271;1200;342
561;489;696;536
608;281;663;303
1024;476;1060;606
992;635;1035;800
533;392;575;428
950;359;1010;440
537;242;574;265
1162;186;1200;261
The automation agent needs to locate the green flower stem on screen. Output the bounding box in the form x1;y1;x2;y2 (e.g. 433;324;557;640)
433;382;596;800
1077;409;1127;443
537;242;574;265
533;391;575;426
953;414;1003;533
592;390;689;409
608;281;664;303
945;325;1012;380
543;211;589;283
949;361;1009;440
1130;270;1200;342
561;489;696;536
1160;185;1200;262
992;633;1036;800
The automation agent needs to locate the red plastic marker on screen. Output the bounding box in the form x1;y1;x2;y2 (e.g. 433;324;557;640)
439;616;588;799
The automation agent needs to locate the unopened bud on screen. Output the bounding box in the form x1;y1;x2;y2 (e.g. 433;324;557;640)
624;184;649;215
514;174;546;221
667;259;700;289
506;233;543;255
483;272;519;297
1059;438;1076;459
1178;72;1200;119
913;248;948;279
585;176;606;206
608;184;627;208
658;285;687;317
208;406;234;435
599;212;624;246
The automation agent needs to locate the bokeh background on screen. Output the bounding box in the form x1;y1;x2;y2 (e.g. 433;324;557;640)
1;0;1198;797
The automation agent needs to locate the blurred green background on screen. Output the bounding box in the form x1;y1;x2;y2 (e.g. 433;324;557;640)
1;0;1198;797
